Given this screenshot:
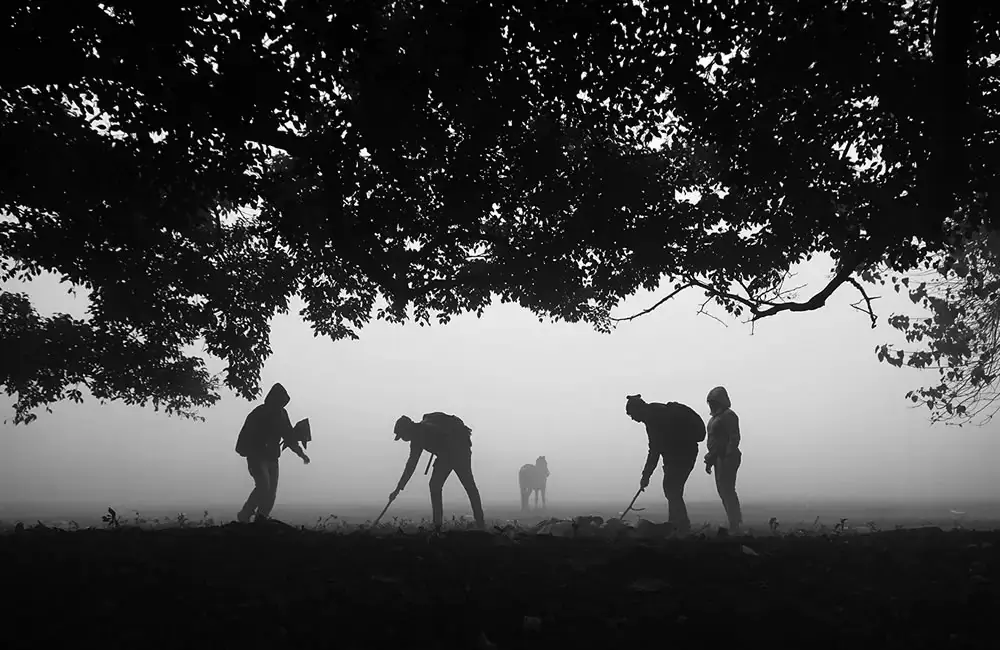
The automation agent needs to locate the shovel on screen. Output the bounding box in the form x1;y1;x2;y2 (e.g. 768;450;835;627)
373;494;396;527
621;487;647;519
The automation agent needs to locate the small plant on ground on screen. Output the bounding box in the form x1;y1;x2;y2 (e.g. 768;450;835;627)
102;507;120;529
312;514;340;531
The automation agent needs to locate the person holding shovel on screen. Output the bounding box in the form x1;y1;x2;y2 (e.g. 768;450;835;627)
386;412;486;530
704;386;742;533
234;382;311;524
625;394;706;533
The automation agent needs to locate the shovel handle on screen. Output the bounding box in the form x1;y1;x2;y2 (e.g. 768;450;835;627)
372;497;394;527
621;487;646;518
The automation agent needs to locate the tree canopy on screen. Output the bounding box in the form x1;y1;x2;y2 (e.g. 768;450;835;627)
878;226;1000;425
2;0;998;424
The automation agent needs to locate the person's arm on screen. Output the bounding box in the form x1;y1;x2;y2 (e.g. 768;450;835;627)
725;412;741;455
281;409;309;465
640;433;658;488
286;440;309;463
278;411;309;463
394;441;423;494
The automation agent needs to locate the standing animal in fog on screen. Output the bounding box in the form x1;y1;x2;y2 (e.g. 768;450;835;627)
519;456;550;511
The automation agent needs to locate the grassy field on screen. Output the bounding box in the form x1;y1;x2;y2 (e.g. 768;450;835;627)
0;512;1000;649
2;515;997;649
4;497;998;532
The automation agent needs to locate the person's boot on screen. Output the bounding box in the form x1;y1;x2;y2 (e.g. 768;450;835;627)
236;509;253;524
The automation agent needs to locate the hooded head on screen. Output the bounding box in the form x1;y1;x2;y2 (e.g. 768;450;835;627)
706;386;731;416
625;394;648;423
394;415;417;441
264;383;291;409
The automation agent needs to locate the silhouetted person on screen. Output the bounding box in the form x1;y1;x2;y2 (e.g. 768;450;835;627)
625;394;706;532
390;412;485;529
235;383;310;523
704;386;742;532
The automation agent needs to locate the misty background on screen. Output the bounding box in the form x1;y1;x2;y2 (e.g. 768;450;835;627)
2;253;998;525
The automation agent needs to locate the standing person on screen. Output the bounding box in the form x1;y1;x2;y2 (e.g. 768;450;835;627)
235;382;310;523
389;412;486;530
704;386;742;532
625;394;706;532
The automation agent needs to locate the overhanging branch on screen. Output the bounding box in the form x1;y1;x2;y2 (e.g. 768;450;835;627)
611;250;879;326
610;284;694;322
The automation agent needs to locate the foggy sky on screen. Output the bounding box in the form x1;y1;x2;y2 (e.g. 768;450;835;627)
2;254;998;516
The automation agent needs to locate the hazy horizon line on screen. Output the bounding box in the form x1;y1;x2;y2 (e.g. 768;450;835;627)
4;495;997;511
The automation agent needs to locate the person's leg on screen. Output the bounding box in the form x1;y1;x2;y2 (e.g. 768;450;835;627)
719;452;742;530
714;453;742;530
428;459;453;527
257;460;280;519
453;452;485;529
238;458;268;522
662;456;695;531
714;459;730;525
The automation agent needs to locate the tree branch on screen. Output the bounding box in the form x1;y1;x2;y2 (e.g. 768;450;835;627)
847;277;880;328
610;284;694;322
748;259;858;320
696;294;729;328
611;250;879;328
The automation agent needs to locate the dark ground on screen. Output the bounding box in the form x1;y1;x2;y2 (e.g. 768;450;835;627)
3;522;997;649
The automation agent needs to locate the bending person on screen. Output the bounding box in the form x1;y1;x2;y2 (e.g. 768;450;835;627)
235;382;310;523
704;386;742;532
390;412;486;530
625;394;706;533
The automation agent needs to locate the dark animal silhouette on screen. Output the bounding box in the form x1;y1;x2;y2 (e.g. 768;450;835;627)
519;456;550;511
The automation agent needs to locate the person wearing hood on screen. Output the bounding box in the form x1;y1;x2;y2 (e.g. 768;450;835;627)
704;386;742;532
235;382;310;523
389;412;485;530
625;394;706;532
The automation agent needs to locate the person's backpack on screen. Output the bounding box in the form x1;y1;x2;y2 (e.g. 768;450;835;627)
235;414;253;457
421;412;472;437
235;407;265;457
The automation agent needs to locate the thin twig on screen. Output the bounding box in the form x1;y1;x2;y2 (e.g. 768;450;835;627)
611;284;693;322
696;295;729;328
847;277;880;328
